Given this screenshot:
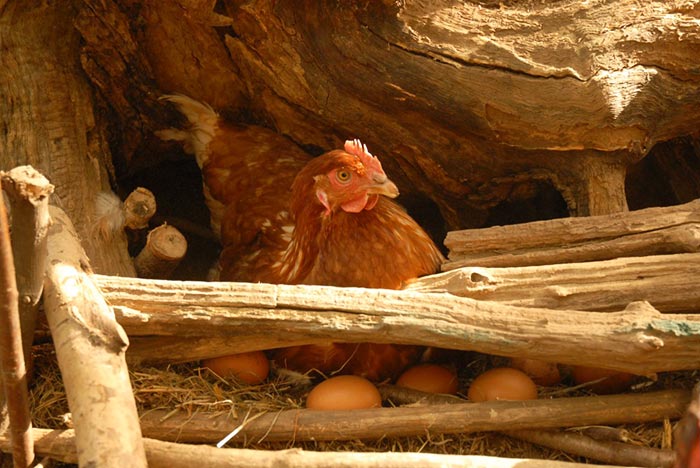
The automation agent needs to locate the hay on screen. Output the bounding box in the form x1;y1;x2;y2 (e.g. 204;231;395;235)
27;343;695;466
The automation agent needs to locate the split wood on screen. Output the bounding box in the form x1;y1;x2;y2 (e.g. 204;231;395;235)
136;389;688;443
407;252;700;313
443;199;700;270
0;177;34;467
0;428;632;468
134;223;187;279
43;206;147;467
0;166;53;371
93;275;700;374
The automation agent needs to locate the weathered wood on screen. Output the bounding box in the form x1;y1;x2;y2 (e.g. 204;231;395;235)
0;179;34;468
43;207;147;467
1;166;53;372
408;253;700;313
444;199;700;269
504;429;675;468
0;1;134;276
137;389;689;443
123;187;156;230
134;224;187;279
0;428;632;468
93;275;700;373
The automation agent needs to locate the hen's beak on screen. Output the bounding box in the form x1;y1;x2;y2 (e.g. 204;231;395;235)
367;173;399;198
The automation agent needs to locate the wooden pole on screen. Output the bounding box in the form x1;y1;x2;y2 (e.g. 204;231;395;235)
137;389;689;443
134;223;187;279
42;206;147;467
0;178;34;467
0;428;656;468
1;166;53;372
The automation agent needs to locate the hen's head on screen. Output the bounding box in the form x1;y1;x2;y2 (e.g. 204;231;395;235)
292;139;399;216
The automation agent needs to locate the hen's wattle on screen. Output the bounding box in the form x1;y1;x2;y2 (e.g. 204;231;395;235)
159;95;444;381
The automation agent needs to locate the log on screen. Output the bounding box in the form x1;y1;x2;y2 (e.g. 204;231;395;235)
43;206;147;467
1;166;53;371
407;253;700;313
93;275;700;374
0;178;34;467
443;199;700;269
134;224;187;279
137;389;689;443
0;428;632;468
123;187;156;230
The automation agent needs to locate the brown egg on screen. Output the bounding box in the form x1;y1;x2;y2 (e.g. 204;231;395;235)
306;375;382;410
570;365;635;394
468;367;538;402
202;351;270;385
396;364;459;394
509;358;561;386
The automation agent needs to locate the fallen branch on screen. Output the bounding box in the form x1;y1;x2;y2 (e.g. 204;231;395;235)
504;429;675;467
134;223;187;279
93;275;700;374
43;206;147;467
444;199;700;269
123;187;156;230
408;253;700;313
0;176;34;467
137;389;689;443
0;428;632;468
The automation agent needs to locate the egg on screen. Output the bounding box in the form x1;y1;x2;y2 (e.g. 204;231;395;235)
570;365;635;394
396;364;459;394
509;357;561;386
306;375;382;410
202;351;270;385
468;367;538;402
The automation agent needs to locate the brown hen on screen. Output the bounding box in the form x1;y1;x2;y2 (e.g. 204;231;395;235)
158;95;444;381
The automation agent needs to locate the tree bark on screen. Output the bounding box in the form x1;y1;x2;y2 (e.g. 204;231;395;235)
0;1;134;276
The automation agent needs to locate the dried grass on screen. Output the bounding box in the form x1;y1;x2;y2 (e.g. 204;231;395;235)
27;343;696;467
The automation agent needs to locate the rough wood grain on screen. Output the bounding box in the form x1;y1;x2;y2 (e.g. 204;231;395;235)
43;207;147;467
134;224;187;279
137;389;689;443
0;428;631;468
93;275;700;373
408;253;700;313
444;199;700;269
0;1;135;276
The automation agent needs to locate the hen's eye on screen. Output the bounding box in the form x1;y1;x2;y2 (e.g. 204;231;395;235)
336;169;352;183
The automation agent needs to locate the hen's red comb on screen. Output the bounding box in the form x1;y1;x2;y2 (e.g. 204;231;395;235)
344;139;384;173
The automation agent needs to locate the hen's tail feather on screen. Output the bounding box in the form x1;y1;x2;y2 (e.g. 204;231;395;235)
156;94;220;168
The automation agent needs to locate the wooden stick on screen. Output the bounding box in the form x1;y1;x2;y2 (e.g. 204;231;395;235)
0;177;34;467
93;275;700;374
1;166;53;371
123;187;156;230
43;206;147;467
136;389;689;443
0;428;630;468
408;252;700;313
504;429;676;467
134;223;187;279
444;199;700;269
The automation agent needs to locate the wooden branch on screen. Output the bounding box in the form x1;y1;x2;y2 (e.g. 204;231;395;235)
0;428;631;468
505;429;675;467
444;199;700;269
134;224;187;279
0;178;34;467
93;274;700;374
43;206;147;467
408;253;700;313
1;166;53;371
137;389;689;443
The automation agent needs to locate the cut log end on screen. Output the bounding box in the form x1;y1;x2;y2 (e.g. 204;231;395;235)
134;224;187;279
123;187;156;230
